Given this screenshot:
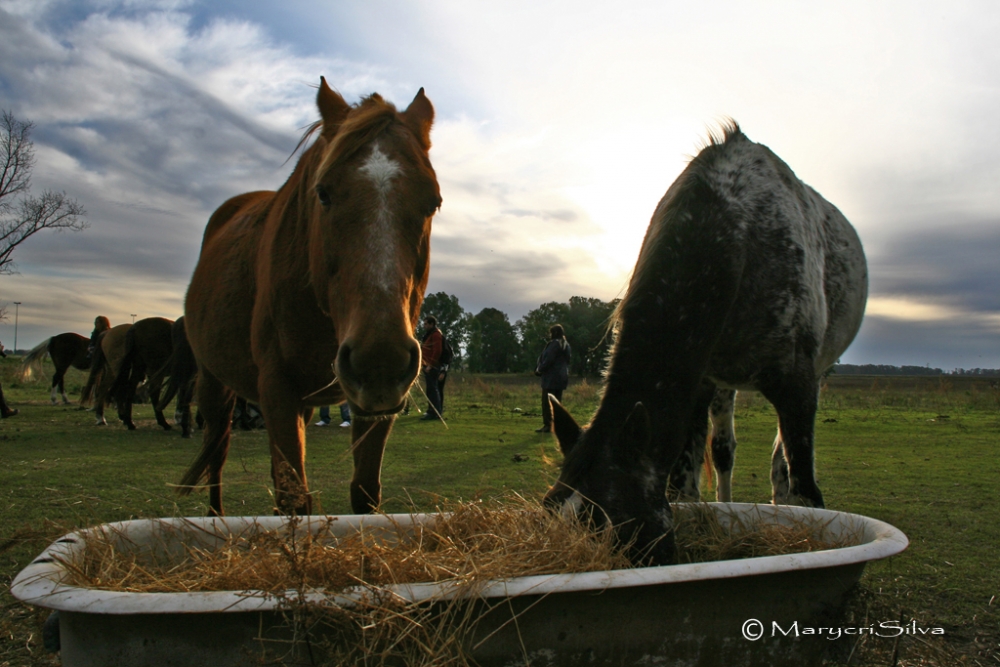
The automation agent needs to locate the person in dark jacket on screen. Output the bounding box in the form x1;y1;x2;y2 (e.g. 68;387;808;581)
534;324;571;433
420;316;445;421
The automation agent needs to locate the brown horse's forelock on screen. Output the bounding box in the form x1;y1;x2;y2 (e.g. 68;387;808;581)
313;94;403;188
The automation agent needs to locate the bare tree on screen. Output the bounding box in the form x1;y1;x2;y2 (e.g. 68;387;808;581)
1;110;87;275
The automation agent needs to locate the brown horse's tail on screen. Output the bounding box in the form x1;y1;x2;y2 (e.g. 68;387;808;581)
18;338;51;382
176;397;233;496
80;335;109;406
177;370;235;499
703;428;715;493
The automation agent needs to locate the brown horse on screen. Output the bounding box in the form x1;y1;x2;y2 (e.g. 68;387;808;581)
18;316;111;404
0;341;18;417
178;78;440;516
108;317;175;431
151;316;198;438
80;323;131;425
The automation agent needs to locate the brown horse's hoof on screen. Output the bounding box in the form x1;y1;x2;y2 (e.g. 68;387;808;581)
1;409;18;418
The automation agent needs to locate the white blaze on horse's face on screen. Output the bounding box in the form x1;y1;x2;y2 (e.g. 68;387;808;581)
359;143;403;293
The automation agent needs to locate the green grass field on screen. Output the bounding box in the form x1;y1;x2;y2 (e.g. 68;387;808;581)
1;356;998;666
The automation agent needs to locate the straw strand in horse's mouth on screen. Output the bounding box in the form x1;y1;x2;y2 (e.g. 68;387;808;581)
301;367;339;400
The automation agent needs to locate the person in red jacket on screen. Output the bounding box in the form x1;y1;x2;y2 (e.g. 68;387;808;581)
420;316;445;421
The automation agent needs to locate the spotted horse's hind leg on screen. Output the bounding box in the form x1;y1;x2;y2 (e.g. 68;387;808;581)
709;388;738;502
762;378;824;508
667;381;716;502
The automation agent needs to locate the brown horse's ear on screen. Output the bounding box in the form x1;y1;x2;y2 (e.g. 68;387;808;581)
317;76;350;139
550;395;582;456
403;88;434;149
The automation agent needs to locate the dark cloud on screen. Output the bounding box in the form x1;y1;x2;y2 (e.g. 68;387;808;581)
869;222;1000;312
841;221;1000;368
844;315;1000;371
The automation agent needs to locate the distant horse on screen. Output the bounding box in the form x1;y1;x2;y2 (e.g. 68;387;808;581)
152;316;198;438
545;123;867;564
153;317;267;438
18;316;111;404
108;317;175;431
178;78;440;516
0;341;18;417
80;323;132;425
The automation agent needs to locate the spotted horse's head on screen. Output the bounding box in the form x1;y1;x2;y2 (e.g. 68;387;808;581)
543;396;676;566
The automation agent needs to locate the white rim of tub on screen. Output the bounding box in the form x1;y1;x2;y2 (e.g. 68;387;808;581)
11;502;909;615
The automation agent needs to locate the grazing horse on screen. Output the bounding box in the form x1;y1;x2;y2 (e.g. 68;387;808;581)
0;341;18;417
545;123;867;564
178;78;440;516
80;323;132;425
108;317;175;431
152;316;198;438
18;317;111;404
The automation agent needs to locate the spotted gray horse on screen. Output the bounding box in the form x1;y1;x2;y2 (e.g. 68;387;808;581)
544;123;868;564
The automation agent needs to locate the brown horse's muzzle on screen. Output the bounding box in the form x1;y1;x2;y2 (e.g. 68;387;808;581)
335;336;421;414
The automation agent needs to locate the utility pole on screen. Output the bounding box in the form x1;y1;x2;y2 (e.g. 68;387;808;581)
131;314;137;324
13;302;21;354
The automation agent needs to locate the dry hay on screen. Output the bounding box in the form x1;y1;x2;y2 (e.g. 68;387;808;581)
60;496;637;595
53;498;859;666
672;503;858;563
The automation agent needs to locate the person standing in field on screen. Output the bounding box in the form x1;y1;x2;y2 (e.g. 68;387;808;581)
535;324;571;433
420;316;445;421
315;402;351;428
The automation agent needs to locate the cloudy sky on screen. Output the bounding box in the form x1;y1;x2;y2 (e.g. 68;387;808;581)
1;0;998;370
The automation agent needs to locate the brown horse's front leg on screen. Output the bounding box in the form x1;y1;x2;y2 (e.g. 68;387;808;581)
259;389;312;515
349;417;395;514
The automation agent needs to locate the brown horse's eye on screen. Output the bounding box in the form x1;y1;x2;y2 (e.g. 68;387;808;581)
427;195;442;216
315;184;332;208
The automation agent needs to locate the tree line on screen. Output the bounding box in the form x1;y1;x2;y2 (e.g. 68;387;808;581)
832;364;1000;377
419;292;1000;378
419;292;619;375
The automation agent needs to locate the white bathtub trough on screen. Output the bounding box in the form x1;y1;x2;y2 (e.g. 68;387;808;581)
12;503;907;667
